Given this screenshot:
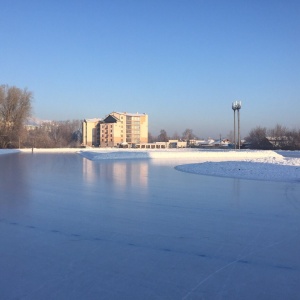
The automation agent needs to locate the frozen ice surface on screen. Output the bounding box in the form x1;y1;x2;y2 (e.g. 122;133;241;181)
1;150;300;299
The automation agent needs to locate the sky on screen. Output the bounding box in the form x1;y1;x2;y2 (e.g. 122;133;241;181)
1;0;299;138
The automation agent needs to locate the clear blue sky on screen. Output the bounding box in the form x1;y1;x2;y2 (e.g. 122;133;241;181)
1;0;299;138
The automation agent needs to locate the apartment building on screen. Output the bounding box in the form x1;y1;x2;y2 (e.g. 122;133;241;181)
82;118;102;147
82;112;148;147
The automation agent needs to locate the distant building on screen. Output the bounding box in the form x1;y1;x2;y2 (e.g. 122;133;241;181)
135;140;187;149
82;112;148;147
189;138;231;148
82;118;102;147
24;124;38;131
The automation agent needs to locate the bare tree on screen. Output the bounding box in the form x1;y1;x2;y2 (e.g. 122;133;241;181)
22;120;82;148
171;131;181;140
246;125;300;150
284;128;300;150
0;85;32;148
267;124;288;149
227;130;234;143
148;132;156;143
245;126;273;149
157;129;169;142
182;128;195;141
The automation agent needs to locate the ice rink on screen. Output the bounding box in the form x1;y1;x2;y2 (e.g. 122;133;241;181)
1;151;300;299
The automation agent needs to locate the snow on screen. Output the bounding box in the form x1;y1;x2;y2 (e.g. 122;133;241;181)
1;148;300;182
78;148;283;161
176;160;300;182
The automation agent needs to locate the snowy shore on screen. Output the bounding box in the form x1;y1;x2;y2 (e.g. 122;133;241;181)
77;148;300;182
1;148;300;182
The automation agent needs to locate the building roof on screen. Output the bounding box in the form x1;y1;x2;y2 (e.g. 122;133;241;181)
84;118;102;123
103;114;119;123
114;112;147;117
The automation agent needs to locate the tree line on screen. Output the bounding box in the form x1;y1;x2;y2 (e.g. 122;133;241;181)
24;120;82;148
149;128;197;143
0;84;81;148
0;85;32;148
245;124;300;150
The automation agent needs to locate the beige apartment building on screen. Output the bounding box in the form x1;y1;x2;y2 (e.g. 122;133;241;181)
82;118;102;147
82;112;148;147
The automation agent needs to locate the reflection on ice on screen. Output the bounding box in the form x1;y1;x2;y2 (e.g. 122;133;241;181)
83;157;148;190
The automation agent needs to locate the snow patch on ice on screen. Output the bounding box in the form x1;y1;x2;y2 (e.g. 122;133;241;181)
175;156;300;182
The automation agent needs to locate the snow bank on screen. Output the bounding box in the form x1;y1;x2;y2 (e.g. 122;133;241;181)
176;160;300;182
78;149;283;161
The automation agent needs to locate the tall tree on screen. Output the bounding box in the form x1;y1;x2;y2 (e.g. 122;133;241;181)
182;128;195;141
171;131;181;140
285;129;300;150
267;124;287;149
157;129;169;142
227;130;234;143
245;126;272;149
0;85;32;148
148;132;156;143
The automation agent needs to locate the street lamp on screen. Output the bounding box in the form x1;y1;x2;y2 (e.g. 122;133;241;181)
232;101;242;149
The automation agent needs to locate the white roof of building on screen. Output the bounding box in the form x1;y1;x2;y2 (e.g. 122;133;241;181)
85;118;102;122
114;112;147;116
